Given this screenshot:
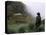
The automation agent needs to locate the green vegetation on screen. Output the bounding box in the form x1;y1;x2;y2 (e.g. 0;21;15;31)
6;1;45;34
7;19;45;34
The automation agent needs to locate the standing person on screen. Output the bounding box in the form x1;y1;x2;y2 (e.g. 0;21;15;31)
36;12;41;29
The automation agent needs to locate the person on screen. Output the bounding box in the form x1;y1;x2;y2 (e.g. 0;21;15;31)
36;12;41;29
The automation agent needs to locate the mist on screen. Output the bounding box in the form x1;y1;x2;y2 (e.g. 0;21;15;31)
22;0;45;20
6;1;45;33
8;0;45;20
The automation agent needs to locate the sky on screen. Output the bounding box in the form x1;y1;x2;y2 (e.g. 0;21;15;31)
8;0;45;20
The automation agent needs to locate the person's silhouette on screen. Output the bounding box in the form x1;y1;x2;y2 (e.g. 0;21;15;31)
36;12;41;29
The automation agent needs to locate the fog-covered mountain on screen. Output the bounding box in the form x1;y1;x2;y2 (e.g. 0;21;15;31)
6;1;45;33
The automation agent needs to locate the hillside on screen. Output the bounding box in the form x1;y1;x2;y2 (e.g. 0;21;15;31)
6;1;45;34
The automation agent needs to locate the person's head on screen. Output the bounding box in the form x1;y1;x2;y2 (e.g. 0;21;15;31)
37;12;40;16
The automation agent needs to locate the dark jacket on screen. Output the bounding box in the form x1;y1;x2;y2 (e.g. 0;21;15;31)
36;16;41;27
